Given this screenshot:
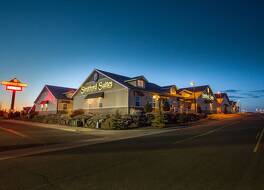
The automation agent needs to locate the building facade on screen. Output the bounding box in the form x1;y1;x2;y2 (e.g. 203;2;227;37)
230;101;239;113
34;85;76;115
215;93;231;113
33;69;237;116
72;69;180;114
177;85;217;114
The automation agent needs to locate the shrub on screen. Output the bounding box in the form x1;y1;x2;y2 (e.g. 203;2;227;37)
163;112;178;124
146;113;155;125
84;114;103;128
144;102;152;113
177;113;189;123
100;112;146;130
70;109;84;118
151;111;166;128
199;113;207;119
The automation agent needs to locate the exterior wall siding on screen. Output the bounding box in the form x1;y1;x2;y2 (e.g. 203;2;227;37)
57;100;74;113
35;88;58;114
73;71;129;114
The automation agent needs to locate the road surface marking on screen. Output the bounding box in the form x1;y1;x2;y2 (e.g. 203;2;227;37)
173;120;241;145
0;125;29;138
173;126;226;144
253;128;264;153
256;132;259;139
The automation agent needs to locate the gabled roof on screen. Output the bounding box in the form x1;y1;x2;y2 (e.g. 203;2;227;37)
34;85;76;103
215;93;229;100
96;69;132;88
229;100;237;105
46;85;76;100
178;85;210;93
161;85;176;90
97;69;178;94
86;69;176;94
125;75;149;83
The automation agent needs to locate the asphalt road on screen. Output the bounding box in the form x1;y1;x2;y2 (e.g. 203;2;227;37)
0;113;263;190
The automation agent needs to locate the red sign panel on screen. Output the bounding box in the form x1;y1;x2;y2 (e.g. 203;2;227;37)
6;85;22;91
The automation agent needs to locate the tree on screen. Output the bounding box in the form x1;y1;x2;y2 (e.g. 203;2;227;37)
144;101;152;113
151;111;166;128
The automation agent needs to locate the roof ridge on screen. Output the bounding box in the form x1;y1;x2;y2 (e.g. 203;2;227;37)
95;69;132;80
45;84;76;90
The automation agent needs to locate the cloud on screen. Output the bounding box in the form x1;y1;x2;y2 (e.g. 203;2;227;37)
247;94;264;99
223;89;240;93
249;89;264;93
229;95;245;99
223;89;264;100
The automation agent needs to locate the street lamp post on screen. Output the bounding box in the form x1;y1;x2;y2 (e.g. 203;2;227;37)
190;81;196;113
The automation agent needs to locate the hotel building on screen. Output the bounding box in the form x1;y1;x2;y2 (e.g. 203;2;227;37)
215;93;231;113
72;69;181;114
33;69;233;115
34;85;76;115
177;85;217;114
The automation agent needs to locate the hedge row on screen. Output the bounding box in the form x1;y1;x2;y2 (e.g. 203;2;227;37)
28;110;207;129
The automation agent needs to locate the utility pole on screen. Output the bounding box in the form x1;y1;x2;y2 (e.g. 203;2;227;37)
190;81;196;113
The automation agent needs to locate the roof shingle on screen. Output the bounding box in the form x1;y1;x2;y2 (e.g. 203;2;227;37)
46;85;76;100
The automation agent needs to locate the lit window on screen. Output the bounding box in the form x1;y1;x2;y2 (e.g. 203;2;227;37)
152;98;156;108
147;97;153;107
170;87;176;95
63;103;67;110
41;104;44;111
45;103;48;111
135;96;141;107
137;80;144;88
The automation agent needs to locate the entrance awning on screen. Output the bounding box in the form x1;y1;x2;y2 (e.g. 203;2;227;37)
85;92;104;99
40;100;49;104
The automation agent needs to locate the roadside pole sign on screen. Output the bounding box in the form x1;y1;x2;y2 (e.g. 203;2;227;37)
1;78;27;112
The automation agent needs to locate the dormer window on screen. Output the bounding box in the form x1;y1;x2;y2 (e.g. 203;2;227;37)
137;80;144;88
170;87;176;95
125;76;147;88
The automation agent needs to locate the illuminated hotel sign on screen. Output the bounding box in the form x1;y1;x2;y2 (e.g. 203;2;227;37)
6;85;22;91
81;80;113;95
202;93;214;100
1;78;27;111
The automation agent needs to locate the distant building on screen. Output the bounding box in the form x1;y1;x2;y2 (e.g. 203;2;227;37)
22;106;32;114
34;85;76;115
72;69;181;114
177;85;217;114
230;101;239;113
215;93;231;113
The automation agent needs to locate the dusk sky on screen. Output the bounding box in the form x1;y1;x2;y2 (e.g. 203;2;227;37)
0;0;263;111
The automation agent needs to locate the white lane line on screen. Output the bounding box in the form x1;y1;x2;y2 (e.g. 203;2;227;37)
173;126;226;144
253;128;264;153
256;132;259;139
173;120;241;145
0;125;29;138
